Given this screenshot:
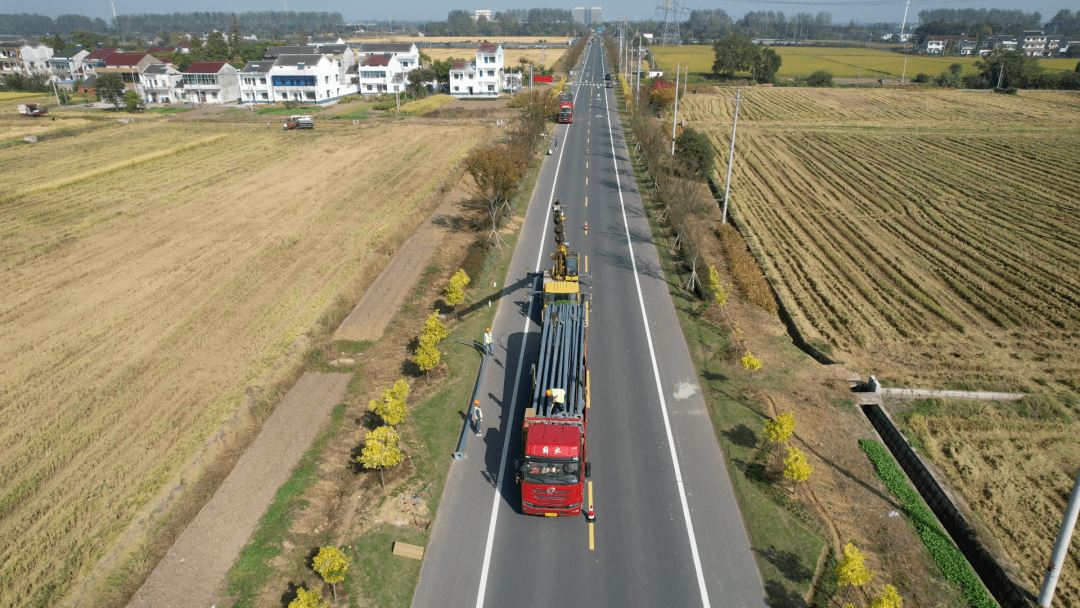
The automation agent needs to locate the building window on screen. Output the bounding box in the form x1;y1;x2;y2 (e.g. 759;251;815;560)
259;77;266;84
261;92;268;99
325;75;329;83
272;75;316;86
488;85;494;91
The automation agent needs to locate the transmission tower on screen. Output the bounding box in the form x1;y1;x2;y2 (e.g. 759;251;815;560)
657;0;683;46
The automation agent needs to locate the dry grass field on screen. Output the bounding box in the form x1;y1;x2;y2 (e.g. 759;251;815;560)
652;45;1080;79
421;46;567;69
682;87;1080;600
0;119;486;607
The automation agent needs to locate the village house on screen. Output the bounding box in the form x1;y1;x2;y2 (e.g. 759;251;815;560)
449;43;504;97
96;53;158;92
268;54;346;104
180;61;241;104
141;63;182;103
238;60;274;103
47;47;90;89
81;46;119;79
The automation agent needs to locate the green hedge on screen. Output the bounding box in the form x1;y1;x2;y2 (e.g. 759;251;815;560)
859;440;998;608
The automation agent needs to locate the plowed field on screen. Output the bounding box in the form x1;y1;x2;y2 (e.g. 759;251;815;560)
0;119;486;607
684;87;1080;601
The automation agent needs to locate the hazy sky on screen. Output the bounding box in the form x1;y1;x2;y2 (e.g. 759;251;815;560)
20;0;1068;27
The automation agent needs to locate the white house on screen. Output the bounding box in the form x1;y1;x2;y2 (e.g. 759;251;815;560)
357;54;408;95
47;47;90;88
449;43;504;98
308;36;345;46
269;54;347;104
239;60;275;103
1020;31;1048;56
356;43;421;71
141;62;183;103
180;61;241;104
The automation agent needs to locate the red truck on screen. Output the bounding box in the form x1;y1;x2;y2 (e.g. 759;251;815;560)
516;202;590;516
557;93;573;123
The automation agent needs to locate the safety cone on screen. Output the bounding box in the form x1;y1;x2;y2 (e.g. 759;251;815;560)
586;505;595;522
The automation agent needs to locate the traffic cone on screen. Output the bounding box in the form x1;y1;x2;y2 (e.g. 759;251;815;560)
586;505;595;522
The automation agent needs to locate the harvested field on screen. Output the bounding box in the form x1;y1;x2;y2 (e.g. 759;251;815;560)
683;86;1080;601
351;35;571;45
651;45;1080;79
421;46;567;69
0;119;487;607
0;115;99;142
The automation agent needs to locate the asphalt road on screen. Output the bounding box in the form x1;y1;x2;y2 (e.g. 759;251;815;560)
414;39;767;608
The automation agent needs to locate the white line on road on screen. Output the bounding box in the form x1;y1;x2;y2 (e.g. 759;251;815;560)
601;51;713;608
474;45;592;608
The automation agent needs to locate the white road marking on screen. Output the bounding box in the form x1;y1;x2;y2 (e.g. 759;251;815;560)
601;54;713;608
474;44;593;608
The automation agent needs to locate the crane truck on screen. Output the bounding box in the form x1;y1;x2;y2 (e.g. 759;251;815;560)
516;200;591;516
557;92;573;123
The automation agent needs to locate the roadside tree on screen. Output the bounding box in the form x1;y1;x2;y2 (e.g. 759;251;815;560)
783;446;813;492
870;584;903;608
763;411;795;457
674;127;715;179
371;379;410;426
837;541;874;605
753;47;782;83
288;586;327;608
741;350;763;390
123;90;143;112
312;546;350;602
444;269;470;310
358;426;404;488
413;337;441;379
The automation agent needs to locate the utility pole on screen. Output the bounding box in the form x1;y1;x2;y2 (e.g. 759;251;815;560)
996;61;1005;88
671;62;680;155
529;64;533;93
1039;468;1080;606
635;37;642;108
720;88;742;225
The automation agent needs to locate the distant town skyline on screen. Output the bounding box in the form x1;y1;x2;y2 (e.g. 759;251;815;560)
22;0;1071;29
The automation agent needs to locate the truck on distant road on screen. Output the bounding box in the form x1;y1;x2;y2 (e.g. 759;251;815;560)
557;93;573;123
516;200;590;516
18;104;48;117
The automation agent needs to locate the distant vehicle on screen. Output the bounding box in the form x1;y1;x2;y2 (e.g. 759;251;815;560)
604;73;611;80
557;93;573;123
18;103;48;117
283;114;314;130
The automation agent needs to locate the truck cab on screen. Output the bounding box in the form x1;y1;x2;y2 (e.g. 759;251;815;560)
518;409;589;516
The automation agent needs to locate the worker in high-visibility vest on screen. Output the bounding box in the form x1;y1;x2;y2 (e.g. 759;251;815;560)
545;388;566;412
483;328;493;355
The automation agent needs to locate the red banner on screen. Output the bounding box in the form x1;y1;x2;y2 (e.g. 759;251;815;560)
532;76;553;83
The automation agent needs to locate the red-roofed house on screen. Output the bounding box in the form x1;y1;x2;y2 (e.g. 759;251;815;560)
96;53;158;92
357;53;408;96
449;43;505;97
181;61;240;104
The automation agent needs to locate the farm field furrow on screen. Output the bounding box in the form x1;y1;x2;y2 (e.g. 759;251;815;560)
686;87;1080;601
0;120;487;607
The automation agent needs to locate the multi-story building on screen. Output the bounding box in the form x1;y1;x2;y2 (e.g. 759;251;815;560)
573;7;586;24
141;63;183;103
47;47;91;88
268;54;346;104
1020;30;1048;56
590;7;602;25
0;42;22;84
238;61;274;103
97;53;158;91
474;9;492;21
180;61;241;104
449;43;504;98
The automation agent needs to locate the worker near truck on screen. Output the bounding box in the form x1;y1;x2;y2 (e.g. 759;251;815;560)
545;388;566;412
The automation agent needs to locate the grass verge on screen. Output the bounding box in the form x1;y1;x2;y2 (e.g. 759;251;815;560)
224;401;349;608
859;439;998;608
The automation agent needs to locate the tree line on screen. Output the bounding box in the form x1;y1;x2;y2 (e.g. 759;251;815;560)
0;11;341;36
420;8;583;37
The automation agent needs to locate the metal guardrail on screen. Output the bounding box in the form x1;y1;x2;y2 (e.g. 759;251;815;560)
452;339;488;460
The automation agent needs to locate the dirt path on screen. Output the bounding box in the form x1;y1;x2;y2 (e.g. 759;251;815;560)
127;372;351;608
333;194;467;343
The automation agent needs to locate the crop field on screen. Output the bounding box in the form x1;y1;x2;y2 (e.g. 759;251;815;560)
651;45;1080;79
683;87;1080;599
422;46;567;69
0;119;486;606
0;115;99;143
352;35;571;45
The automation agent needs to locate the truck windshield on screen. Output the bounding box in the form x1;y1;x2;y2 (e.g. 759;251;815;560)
521;459;579;485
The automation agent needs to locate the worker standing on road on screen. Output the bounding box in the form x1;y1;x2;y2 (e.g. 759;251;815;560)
472;401;484;436
483;328;493;355
545;388;566;413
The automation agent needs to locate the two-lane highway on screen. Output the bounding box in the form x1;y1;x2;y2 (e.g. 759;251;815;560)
414;39;766;608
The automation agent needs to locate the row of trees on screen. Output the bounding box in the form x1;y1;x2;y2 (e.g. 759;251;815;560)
422;8;582;38
912;52;1080;90
0;11;341;36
